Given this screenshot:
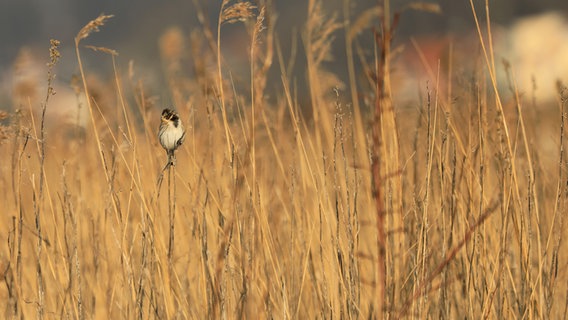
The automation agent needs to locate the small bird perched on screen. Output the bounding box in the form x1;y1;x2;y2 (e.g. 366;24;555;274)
158;108;185;168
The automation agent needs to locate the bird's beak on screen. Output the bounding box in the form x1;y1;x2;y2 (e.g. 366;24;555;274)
161;117;167;123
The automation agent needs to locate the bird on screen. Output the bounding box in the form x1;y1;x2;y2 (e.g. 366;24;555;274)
158;108;185;168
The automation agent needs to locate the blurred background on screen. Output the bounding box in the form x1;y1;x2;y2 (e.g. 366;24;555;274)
1;0;567;115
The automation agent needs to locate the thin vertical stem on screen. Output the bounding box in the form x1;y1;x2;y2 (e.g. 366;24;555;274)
217;1;233;158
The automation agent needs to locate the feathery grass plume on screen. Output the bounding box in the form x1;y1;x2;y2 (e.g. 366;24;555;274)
75;14;114;42
306;0;341;67
85;45;119;56
348;6;383;40
48;39;61;66
252;7;266;46
41;38;60;143
221;1;256;25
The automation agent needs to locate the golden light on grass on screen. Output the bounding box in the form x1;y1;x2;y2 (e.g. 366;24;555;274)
221;0;256;25
1;2;568;319
75;13;114;42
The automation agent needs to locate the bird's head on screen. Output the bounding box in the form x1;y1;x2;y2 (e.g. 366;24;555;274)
161;108;178;122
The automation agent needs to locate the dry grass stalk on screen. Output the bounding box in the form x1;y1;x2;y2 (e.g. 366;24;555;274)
85;45;119;56
32;38;60;319
75;14;114;42
221;1;256;25
306;1;341;66
304;0;341;155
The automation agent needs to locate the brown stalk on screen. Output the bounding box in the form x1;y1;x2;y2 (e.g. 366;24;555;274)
33;38;60;319
399;201;499;318
371;0;394;314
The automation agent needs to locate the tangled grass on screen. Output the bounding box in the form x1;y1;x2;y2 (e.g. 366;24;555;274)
0;1;567;319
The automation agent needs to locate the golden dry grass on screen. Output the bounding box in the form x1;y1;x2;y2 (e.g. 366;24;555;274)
0;1;567;319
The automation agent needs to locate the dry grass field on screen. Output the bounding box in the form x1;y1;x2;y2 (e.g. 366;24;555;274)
1;0;567;319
